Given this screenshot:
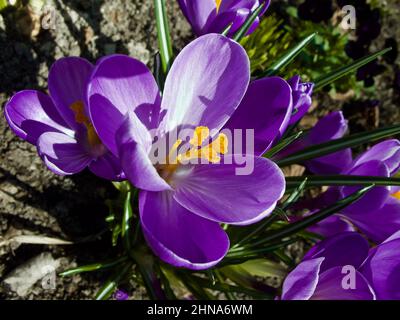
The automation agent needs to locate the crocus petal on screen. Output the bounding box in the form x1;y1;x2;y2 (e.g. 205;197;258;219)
308;215;355;238
177;0;217;35
159;34;250;135
116;114;170;192
352;139;400;176
88;152;125;181
88;54;161;155
4;90;72;144
223;77;293;156
173;156;285;225
37;131;92;175
360;233;400;300
139;190;229;270
281;257;324;300
275;111;352;174
312;267;375;300
288;75;314;125
48;57;94;130
303;232;370;272
341;160;391;215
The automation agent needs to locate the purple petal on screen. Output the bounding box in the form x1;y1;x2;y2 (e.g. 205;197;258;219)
177;0;217;35
346;197;400;243
88;54;161;155
352;139;400;176
88;152;125;181
360;233;400;300
37;131;92;175
281;257;324;300
341;160;390;215
139;190;229;270
159;34;250;135
308;215;355;238
173;156;285;225
312;267;375;300
223;77;293;156
288;75;314;125
48;57;94;130
4;90;72;144
304;232;370;272
116;114;170;192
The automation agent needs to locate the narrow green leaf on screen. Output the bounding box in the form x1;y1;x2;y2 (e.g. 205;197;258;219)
260;33;317;77
154;0;173;73
314;48;392;90
263;131;304;158
95;262;132;300
59;256;129;277
281;177;308;210
276;124;400;167
121;191;134;253
221;23;233;36
286;175;400;189
251;185;374;246
233;2;266;42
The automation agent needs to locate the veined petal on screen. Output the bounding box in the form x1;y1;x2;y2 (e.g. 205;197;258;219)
88;152;125;181
303;232;370;272
312;267;375;300
37;131;92;175
48;57;94;130
159;34;250;135
4;90;73;144
281;257;324;300
173;156;285;225
88;54;161;155
116;114;170;192
223;77;293;156
139;190;229;270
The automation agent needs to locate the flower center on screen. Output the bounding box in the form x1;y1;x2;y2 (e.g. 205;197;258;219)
159;126;228;181
391;191;400;200
70;101;102;148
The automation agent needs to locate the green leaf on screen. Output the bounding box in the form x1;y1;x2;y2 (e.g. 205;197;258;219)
260;33;316;77
314;48;392;90
281;177;308;210
232;2;266;42
250;185;374;246
121;191;134;253
0;0;8;11
221;23;233;36
263;130;304;158
95;262;132;300
286;175;400;189
276;124;400;167
154;0;173;74
59;256;129;277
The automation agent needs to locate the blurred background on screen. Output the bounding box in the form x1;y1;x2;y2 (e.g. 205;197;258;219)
0;0;399;299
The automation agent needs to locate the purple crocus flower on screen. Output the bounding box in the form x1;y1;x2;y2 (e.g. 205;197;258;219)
281;231;400;300
305;139;400;243
86;34;291;269
275;111;353;174
4;57;124;180
178;0;270;37
287;75;314;125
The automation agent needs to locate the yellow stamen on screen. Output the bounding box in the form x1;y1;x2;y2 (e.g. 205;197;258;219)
215;0;222;13
392;191;400;200
70;101;102;147
189;126;210;147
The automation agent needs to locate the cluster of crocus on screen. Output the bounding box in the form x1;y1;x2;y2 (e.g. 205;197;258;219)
280;111;400;243
4;33;310;270
178;0;270;37
281;231;400;300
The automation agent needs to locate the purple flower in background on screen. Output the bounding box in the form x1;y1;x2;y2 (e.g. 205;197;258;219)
178;0;270;37
114;289;129;300
4;57;124;181
287;75;314;125
86;34;290;269
309;139;400;243
275;111;353;174
282;231;400;300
